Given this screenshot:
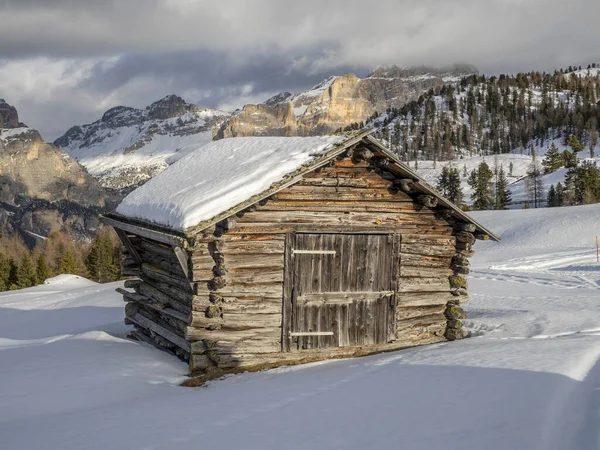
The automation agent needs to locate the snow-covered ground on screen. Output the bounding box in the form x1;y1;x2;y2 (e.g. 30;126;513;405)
414;136;600;208
2;205;600;449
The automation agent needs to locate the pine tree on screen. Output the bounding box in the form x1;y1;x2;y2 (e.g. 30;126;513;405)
542;143;563;173
35;254;50;284
525;158;545;208
468;161;494;210
7;258;19;290
59;249;80;275
446;168;463;205
556;182;565;206
0;254;9;291
547;184;558;207
16;253;37;288
567;134;585;154
495;166;512;209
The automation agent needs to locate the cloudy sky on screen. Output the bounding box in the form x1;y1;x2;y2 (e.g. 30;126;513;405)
1;0;598;140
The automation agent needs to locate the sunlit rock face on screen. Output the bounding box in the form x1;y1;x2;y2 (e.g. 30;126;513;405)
215;65;477;139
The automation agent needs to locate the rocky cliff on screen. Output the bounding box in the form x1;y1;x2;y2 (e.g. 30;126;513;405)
215;65;477;139
0;101;116;244
55;95;229;190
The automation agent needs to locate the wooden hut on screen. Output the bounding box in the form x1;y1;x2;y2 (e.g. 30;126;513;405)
101;129;499;375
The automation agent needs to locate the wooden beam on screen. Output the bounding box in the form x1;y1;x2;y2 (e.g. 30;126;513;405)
127;312;190;352
100;214;186;247
173;246;190;279
115;229;142;265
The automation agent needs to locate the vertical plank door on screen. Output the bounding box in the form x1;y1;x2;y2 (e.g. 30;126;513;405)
287;233;397;351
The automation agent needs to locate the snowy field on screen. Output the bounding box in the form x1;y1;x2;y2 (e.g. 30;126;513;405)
2;205;600;449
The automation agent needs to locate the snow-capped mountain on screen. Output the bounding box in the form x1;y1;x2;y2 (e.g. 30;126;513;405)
55;95;230;190
215;64;477;139
0;99;114;243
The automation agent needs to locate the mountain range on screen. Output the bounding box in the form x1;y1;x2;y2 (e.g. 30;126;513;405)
3;62;600;245
0;99;116;244
53;64;477;190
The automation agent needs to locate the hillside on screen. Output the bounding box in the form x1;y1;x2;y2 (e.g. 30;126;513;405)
2;203;600;449
364;66;600;208
0;100;115;243
215;64;476;139
55;95;229;190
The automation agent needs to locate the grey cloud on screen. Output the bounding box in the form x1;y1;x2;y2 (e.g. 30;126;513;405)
2;0;600;139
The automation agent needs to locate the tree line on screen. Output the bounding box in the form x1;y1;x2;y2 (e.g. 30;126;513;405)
0;227;121;291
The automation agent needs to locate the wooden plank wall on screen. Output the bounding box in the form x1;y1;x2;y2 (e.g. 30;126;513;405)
187;155;461;372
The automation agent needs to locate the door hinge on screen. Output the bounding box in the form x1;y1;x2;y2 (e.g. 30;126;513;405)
289;331;334;337
292;249;336;255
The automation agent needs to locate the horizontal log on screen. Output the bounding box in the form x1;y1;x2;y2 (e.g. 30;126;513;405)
140;278;193;306
400;253;452;268
190;312;281;330
221;239;285;254
223;253;284;270
277;185;413;202
202;335;446;370
126;311;190;353
227;223;453;235
223;267;284;284
117;288;190;323
396;323;446;341
141;263;193;293
396;305;446;320
397;292;457;307
402;234;456;246
236;210;448;227
257;200;425;213
100;214;185;247
398;277;451;293
396;312;447;331
138;238;179;262
400;266;454;278
300;176;391;189
186;326;281;343
134;281;191;313
401;244;456;257
195;281;283;297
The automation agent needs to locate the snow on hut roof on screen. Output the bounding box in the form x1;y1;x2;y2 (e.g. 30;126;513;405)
116;135;347;230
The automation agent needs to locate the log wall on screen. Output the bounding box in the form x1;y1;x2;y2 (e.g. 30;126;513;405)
115;148;476;375
185;154;471;373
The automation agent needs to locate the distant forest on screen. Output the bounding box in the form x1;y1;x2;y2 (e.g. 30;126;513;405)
0;228;121;291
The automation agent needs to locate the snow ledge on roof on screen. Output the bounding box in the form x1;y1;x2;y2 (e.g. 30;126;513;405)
115;135;347;231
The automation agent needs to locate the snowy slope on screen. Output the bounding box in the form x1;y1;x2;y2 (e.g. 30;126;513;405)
55;95;230;190
2;205;600;450
414;136;600;208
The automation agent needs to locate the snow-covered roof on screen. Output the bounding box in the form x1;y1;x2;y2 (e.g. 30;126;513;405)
112;130;499;241
116;135;348;230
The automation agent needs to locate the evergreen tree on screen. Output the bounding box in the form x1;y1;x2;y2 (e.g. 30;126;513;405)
567;134;585;154
556;182;565;206
16;253;37;288
0;254;9;291
495;166;512;209
446;167;463;205
59;249;80;275
7;258;19;290
565;162;600;204
468;161;494;210
35;254;50;284
547;184;558;207
542;143;563;173
85;229;120;283
525;158;545;208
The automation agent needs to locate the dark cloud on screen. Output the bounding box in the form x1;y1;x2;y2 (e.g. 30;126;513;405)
1;0;600;139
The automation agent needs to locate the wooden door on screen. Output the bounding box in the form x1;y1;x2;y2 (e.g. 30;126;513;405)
284;233;398;351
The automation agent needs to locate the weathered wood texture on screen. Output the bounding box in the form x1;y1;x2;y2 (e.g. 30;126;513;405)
116;152;475;374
